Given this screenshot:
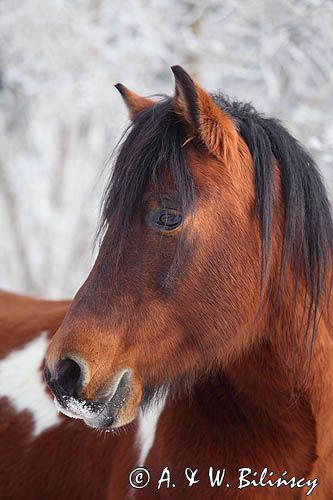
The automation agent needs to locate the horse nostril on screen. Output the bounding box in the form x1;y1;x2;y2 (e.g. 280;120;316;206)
55;358;82;398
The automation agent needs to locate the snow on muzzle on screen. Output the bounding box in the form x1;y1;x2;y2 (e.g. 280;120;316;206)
53;370;131;429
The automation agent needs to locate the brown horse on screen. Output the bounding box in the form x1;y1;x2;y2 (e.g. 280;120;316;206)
0;290;135;500
45;66;333;499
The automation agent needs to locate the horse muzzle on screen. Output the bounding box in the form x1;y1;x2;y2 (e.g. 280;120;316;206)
44;361;132;429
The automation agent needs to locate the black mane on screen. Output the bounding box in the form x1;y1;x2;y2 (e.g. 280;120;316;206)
100;94;333;348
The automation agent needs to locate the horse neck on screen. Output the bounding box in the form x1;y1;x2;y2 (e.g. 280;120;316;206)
223;275;333;417
164;278;333;455
187;279;333;471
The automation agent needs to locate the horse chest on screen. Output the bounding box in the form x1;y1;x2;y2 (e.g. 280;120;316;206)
133;390;318;499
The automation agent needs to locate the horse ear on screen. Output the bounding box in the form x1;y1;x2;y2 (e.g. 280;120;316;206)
115;83;154;119
171;65;238;161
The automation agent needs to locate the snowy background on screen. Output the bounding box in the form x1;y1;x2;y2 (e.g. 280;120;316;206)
0;0;332;299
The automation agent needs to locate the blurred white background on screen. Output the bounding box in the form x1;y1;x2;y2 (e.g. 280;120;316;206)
0;0;332;298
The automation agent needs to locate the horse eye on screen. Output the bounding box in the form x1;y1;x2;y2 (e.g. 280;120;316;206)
151;210;183;231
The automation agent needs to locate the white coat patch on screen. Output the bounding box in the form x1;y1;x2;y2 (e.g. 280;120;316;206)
0;332;61;436
137;396;166;467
